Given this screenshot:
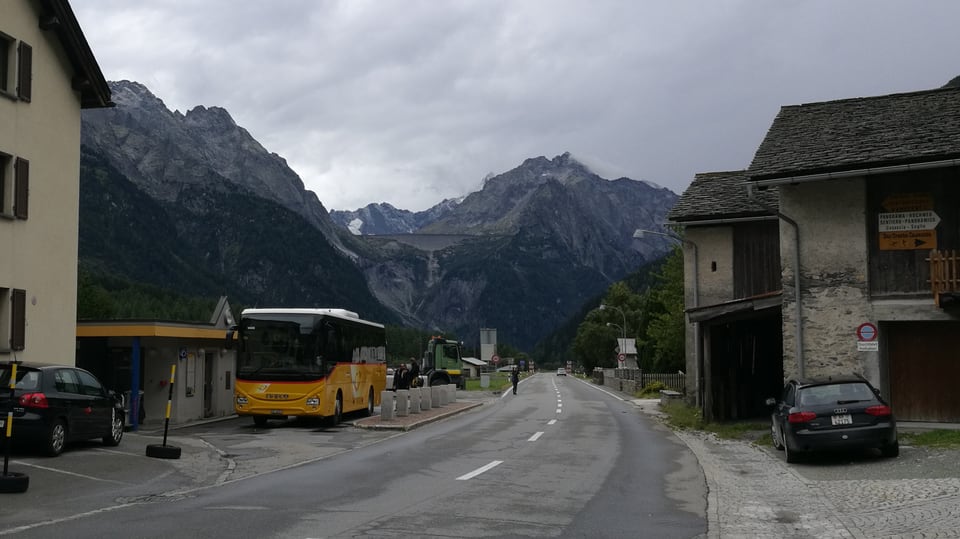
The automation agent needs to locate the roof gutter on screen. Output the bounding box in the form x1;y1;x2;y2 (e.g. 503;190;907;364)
751;158;960;188
673;215;778;227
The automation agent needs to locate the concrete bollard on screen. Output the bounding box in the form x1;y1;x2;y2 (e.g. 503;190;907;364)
380;391;396;420
396;389;410;417
431;386;443;408
421;385;432;410
447;384;457;403
409;387;421;414
438;386;449;406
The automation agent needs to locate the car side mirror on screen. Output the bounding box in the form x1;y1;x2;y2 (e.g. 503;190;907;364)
765;397;777;407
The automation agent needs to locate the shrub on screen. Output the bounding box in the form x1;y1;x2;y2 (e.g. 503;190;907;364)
635;380;667;398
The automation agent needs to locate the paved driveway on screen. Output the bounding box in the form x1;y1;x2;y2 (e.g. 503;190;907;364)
628;396;960;538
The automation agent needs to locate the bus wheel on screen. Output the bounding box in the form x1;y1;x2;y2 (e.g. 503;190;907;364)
365;388;375;417
328;393;343;427
253;416;268;428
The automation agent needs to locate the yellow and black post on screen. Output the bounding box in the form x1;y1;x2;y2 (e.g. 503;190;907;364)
146;364;181;459
1;361;29;493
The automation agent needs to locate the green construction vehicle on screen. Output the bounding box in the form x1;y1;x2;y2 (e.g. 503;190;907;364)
422;336;466;390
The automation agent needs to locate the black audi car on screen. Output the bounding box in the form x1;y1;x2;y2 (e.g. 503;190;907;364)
0;362;124;456
767;375;899;463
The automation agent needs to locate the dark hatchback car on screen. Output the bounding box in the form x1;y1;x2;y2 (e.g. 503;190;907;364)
0;363;124;456
767;376;898;463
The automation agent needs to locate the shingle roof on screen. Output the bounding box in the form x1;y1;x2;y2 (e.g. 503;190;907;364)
667;170;777;222
747;86;960;180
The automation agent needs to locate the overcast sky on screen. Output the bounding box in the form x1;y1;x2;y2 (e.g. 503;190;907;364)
71;1;960;212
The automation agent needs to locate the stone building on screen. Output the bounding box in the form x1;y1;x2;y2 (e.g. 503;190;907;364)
667;171;782;421
672;84;960;424
745;86;960;423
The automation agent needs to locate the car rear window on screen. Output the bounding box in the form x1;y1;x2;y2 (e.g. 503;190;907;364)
0;368;40;390
799;382;875;406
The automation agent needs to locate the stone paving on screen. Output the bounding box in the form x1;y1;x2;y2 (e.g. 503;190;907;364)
668;417;960;539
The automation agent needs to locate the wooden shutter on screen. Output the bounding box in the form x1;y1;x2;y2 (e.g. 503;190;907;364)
14;157;28;219
10;288;25;351
17;41;31;102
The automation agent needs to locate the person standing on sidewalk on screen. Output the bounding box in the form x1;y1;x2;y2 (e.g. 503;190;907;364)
407;357;421;388
511;367;519;395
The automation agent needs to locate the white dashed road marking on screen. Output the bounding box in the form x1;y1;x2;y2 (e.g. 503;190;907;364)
457;460;503;481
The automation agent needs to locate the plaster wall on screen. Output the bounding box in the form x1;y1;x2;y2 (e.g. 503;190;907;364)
122;339;234;425
0;1;84;365
682;226;734;401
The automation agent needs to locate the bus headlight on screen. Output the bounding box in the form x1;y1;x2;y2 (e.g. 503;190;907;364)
236;396;248;406
306;397;319;407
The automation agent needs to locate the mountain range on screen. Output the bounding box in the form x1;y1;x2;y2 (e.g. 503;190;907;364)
79;80;678;350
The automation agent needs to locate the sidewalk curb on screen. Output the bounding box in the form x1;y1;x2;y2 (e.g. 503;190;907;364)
351;401;485;431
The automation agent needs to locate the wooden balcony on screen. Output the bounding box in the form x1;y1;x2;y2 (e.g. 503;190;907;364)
928;249;960;308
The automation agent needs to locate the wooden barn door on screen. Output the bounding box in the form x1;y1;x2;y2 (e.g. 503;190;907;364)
887;321;960;422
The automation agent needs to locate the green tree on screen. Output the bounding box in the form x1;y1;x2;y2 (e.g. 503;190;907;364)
638;246;685;372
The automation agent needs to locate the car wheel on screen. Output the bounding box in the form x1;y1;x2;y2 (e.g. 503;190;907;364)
784;437;801;464
45;419;67;457
253;416;268;427
365;388;375;417
103;408;124;447
881;440;900;458
771;423;784;451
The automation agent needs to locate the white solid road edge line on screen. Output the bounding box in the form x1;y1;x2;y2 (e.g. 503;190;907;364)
457;460;504;480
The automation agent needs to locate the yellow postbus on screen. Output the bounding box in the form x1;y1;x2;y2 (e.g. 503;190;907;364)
228;308;386;427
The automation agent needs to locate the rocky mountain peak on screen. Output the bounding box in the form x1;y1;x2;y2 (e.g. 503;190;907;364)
183;105;238;130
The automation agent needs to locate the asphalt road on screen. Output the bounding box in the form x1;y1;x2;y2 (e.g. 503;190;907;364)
0;374;707;538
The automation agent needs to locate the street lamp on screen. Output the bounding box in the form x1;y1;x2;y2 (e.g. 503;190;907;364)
605;322;624;342
599;303;627;340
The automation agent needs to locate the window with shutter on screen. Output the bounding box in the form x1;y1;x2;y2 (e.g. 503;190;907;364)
0;151;9;215
16;41;31;102
0;288;8;352
0;33;12;93
14;157;28;219
10;288;25;351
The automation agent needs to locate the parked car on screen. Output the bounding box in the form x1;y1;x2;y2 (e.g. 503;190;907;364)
766;376;898;463
0;362;124;456
556;368;567;376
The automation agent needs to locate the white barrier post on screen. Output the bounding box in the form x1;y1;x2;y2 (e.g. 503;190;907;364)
409;388;421;414
438;386;449;406
431;386;442;408
447;384;457;402
396;390;410;416
380;391;396;420
421;385;432;410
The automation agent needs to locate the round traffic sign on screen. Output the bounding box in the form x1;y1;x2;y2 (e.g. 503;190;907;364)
617;353;626;361
856;322;878;342
491;355;500;364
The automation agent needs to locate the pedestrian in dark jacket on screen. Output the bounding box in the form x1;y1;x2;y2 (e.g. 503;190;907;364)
407;357;421;388
511;367;519;395
393;364;409;391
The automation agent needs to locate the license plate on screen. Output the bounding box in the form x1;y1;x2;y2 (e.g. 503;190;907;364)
831;414;853;426
0;419;5;428
270;410;284;415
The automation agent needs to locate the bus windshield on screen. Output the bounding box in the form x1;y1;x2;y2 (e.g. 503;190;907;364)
237;316;324;381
